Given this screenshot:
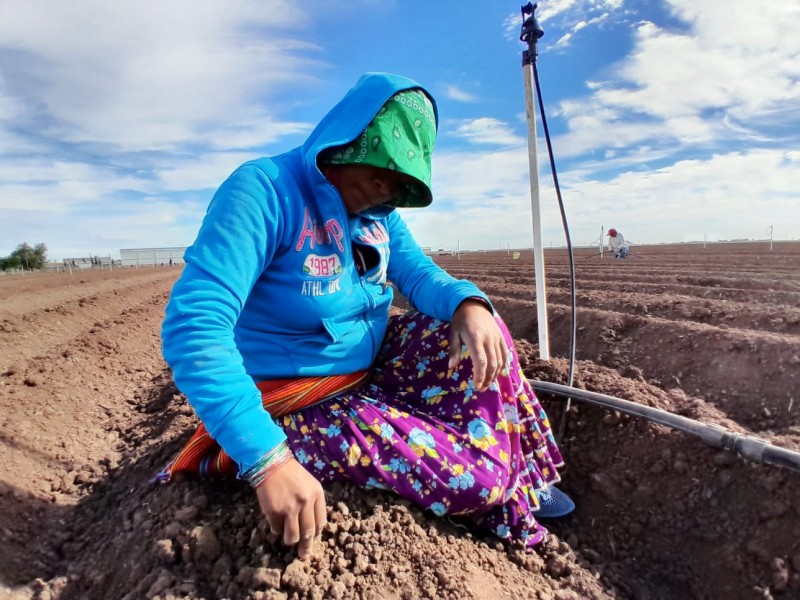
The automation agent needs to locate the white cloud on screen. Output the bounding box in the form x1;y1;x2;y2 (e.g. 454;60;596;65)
554;14;610;49
0;158;159;211
2;1;798;260
0;197;208;260
443;85;479;103
153;152;265;192
559;149;800;243
0;0;325;257
554;1;800;157
505;1;626;47
403;147;800;250
405;146;552;251
554;32;575;49
538;0;581;23
0;0;317;152
449;118;525;146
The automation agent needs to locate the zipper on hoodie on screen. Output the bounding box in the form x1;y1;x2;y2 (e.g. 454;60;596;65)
336;205;379;360
317;160;384;360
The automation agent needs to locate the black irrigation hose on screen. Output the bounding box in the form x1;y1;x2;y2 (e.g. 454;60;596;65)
531;50;577;445
530;380;800;474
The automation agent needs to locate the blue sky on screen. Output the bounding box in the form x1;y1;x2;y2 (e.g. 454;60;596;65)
1;0;799;260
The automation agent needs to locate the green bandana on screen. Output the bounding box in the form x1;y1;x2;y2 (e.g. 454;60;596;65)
320;89;436;208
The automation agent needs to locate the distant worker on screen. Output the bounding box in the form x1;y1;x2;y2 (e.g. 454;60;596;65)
607;228;629;259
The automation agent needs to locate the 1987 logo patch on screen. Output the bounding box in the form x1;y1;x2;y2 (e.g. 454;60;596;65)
303;254;342;278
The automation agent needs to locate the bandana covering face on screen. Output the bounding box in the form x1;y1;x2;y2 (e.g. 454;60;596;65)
320;89;436;208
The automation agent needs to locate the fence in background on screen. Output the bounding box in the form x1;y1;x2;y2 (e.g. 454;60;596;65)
120;247;186;268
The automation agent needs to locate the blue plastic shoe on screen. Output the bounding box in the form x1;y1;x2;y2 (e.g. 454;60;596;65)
535;486;575;518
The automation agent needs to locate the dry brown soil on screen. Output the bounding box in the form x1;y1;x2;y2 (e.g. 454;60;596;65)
1;242;799;600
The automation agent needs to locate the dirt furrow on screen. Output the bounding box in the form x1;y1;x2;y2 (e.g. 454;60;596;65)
1;271;616;600
476;281;800;335
3;244;800;600
0;268;176;311
0;281;175;589
523;352;800;600
0;271;178;375
446;263;800;281
492;296;800;435
448;269;800;295
470;275;800;307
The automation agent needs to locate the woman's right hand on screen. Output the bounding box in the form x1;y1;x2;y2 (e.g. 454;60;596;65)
254;457;327;560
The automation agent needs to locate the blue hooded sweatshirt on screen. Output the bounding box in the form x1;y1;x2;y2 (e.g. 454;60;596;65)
161;73;490;474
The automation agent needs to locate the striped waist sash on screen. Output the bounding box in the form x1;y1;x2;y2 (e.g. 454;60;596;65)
154;370;370;483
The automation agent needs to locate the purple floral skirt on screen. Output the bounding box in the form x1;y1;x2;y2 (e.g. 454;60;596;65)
278;310;564;547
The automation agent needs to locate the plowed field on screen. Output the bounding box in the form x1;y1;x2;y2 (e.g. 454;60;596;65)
1;242;799;600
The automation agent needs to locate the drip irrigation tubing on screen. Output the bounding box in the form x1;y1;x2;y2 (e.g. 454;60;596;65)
529;380;800;474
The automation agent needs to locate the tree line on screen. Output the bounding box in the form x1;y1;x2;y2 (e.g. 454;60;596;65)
1;242;48;270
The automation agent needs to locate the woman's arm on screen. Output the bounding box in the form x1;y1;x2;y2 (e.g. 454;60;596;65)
385;211;492;319
385;212;507;390
162;163;286;472
163;163;326;559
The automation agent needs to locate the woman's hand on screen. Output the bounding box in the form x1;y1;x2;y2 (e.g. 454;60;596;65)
254;457;327;560
448;299;508;391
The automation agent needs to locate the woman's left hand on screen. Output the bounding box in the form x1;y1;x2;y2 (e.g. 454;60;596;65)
448;299;508;391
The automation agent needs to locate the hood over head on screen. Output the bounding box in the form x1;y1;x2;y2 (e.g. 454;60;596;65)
303;73;438;215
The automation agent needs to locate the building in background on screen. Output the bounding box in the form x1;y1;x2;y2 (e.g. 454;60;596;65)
119;247;187;267
62;256;114;269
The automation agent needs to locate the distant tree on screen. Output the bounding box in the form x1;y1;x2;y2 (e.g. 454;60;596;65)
0;242;48;270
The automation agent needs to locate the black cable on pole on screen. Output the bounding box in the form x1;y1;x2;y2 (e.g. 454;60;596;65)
521;3;577;443
533;58;577;395
529;380;800;474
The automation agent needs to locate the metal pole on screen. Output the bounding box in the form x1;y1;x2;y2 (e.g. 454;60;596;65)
600;225;604;259
521;3;549;360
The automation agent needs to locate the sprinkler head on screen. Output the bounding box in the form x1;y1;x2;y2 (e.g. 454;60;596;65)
520;3;544;43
